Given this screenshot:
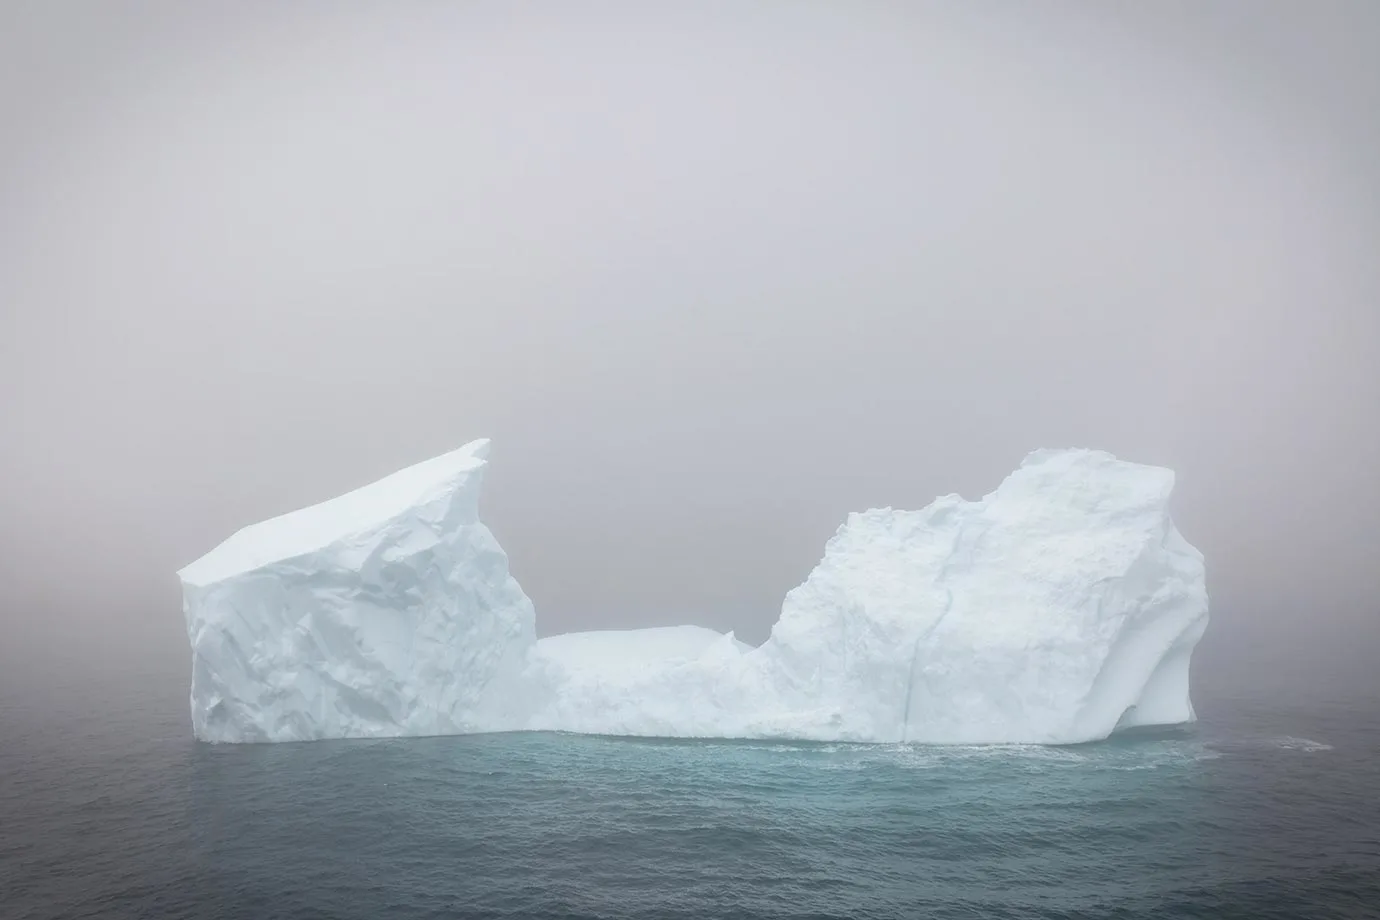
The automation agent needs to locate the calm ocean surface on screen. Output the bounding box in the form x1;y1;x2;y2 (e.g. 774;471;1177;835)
3;673;1377;920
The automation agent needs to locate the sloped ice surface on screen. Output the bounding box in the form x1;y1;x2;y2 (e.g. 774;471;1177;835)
179;443;1208;744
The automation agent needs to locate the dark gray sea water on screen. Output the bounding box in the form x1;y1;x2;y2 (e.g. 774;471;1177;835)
3;675;1377;920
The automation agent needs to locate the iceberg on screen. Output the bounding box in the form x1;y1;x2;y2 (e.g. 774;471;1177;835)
178;443;1208;745
179;439;536;742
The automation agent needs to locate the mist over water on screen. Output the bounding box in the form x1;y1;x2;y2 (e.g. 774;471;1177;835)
1;3;1378;686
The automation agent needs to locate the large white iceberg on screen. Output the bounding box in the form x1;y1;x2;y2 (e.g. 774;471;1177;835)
179;443;1208;744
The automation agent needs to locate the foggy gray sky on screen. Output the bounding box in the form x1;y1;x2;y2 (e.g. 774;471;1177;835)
2;2;1377;692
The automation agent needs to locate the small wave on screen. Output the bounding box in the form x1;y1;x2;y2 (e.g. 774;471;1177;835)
1271;736;1333;752
810;742;1095;771
1107;746;1223;769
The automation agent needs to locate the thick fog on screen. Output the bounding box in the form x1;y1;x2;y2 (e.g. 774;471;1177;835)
2;3;1377;697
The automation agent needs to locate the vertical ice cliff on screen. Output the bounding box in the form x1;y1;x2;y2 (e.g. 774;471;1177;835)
178;439;535;742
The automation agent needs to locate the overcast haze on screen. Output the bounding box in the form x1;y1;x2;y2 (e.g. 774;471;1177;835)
2;3;1377;697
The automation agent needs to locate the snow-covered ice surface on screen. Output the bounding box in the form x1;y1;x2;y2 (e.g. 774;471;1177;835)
179;439;536;742
179;444;1208;744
